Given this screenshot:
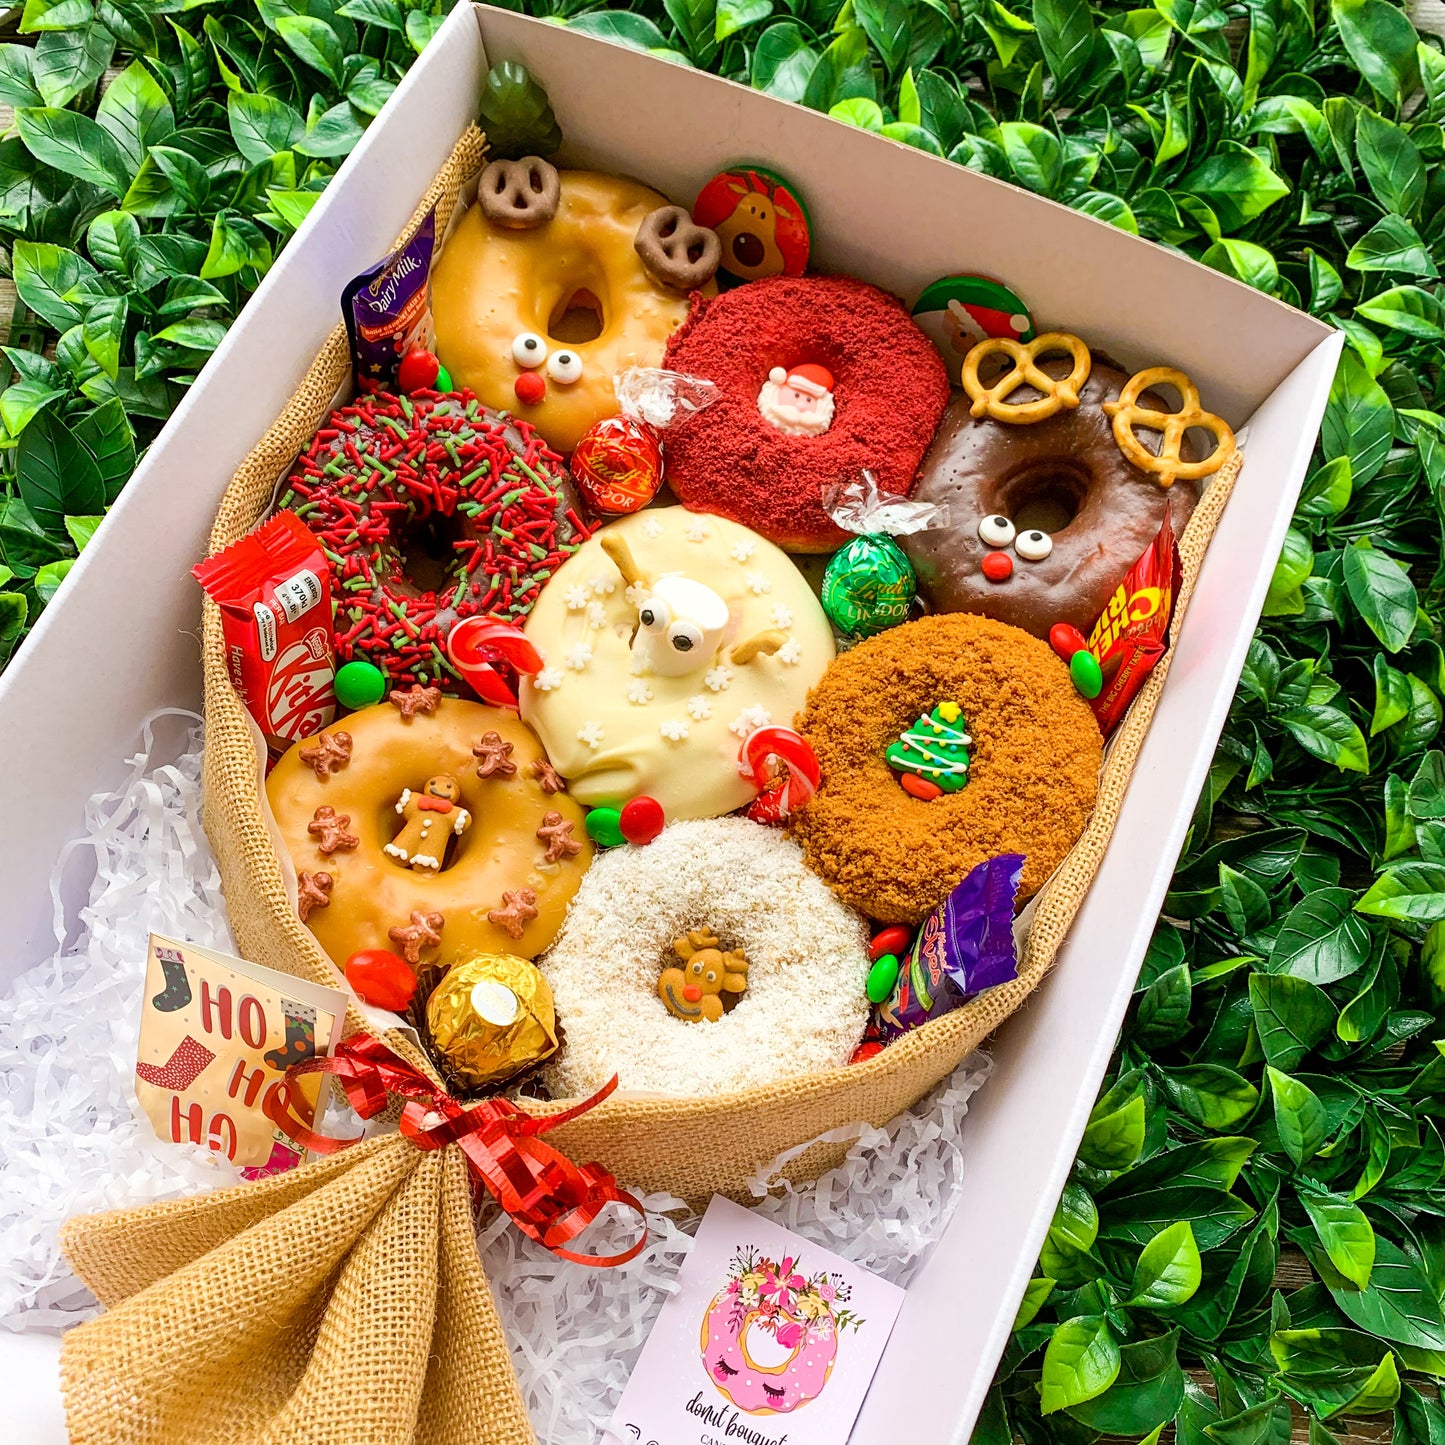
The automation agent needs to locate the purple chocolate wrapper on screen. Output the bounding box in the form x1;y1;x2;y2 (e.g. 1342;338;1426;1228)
343;208;436;394
875;853;1024;1041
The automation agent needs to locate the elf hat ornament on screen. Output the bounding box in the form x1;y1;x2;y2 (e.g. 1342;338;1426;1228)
911;275;1035;383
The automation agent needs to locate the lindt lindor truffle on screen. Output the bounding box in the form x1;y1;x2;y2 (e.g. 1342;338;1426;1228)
874;853;1023;1041
426;952;559;1090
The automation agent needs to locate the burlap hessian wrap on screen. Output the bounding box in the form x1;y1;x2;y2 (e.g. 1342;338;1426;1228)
58;120;1244;1444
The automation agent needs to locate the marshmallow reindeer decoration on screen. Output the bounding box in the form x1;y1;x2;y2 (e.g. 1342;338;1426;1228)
600;531;785;678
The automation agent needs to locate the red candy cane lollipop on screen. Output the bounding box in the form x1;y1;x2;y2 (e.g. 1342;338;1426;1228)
737;726;821;822
447;618;544;708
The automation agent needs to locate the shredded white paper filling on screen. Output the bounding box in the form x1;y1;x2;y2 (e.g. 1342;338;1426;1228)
0;715;991;1445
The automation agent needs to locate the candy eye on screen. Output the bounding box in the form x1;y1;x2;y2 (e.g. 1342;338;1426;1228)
668;619;704;653
546;350;583;385
639;597;671;631
512;332;547;368
705;971;717;983
978;514;1015;548
1015;529;1053;561
691;961;703;974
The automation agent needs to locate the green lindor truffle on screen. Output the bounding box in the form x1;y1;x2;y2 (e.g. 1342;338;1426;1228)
885;702;972;793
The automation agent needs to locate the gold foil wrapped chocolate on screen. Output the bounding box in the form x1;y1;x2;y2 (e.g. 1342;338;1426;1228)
426;952;558;1089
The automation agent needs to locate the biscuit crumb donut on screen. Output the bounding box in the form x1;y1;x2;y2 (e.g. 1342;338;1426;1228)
540;818;869;1097
431;169;703;452
789;614;1101;921
901;357;1202;636
660;274;951;552
267;695;592;970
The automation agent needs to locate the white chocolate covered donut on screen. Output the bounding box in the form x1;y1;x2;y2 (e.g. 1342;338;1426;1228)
540;818;870;1097
519;508;834;819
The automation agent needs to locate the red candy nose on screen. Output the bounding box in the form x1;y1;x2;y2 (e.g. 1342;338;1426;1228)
981;550;1013;582
683;985;702;1003
514;371;546;406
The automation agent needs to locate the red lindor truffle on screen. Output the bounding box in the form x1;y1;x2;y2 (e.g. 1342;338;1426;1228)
661;275;951;553
346;948;417;1012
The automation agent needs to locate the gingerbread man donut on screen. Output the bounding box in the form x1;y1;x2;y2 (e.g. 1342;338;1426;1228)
430;163;717;453
267;696;591;970
519;508;835;820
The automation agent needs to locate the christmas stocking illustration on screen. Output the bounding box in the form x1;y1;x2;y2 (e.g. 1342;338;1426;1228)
136;1035;215;1091
264;999;317;1072
150;947;192;1013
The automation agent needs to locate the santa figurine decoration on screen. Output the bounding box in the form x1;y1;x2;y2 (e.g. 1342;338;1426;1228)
757;362;835;437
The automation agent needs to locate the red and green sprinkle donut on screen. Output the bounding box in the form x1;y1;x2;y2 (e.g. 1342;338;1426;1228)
280;391;591;687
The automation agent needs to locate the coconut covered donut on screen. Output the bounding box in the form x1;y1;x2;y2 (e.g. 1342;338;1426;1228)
540;818;870;1097
267;694;592;971
519;507;834;819
789;613;1101;922
430;167;708;453
901;357;1203;637
660;274;951;552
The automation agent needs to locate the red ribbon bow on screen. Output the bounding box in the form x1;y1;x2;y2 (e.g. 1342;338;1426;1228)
263;1033;646;1266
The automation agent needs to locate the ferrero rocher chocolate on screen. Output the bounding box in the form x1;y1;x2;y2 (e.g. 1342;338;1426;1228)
426;952;558;1089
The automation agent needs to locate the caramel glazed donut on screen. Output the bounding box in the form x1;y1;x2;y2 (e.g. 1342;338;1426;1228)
789;613;1102;924
267;696;592;971
902;353;1202;637
430;158;718;453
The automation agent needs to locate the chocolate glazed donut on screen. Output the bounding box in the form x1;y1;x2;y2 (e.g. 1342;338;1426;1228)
901;356;1202;638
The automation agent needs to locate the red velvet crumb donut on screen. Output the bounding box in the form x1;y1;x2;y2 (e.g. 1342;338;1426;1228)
661;275;951;552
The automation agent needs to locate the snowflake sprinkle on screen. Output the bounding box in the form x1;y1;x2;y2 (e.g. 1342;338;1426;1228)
659;719;689;742
770;603;794;628
778;641;802;666
730;539;756;563
641;516;664;539
746;572;772;595
626;679;653;705
586;601;607;630
686;695;712;720
577;720;605;748
589;573;617;595
533;667;563;691
625;581;651;607
704;666;733;692
566;643;593;670
564;585;591;611
684;518;710;542
729;705;772;738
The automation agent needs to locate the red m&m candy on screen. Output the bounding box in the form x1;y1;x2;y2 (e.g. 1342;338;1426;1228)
1049;623;1088;660
980;551;1012;582
397;347;440;394
620;794;665;845
869;925;913;961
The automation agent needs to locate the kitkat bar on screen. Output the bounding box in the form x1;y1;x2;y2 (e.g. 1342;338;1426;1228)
1085;516;1181;735
193;511;337;755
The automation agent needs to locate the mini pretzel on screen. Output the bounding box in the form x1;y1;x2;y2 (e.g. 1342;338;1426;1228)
477;156;560;230
961;332;1092;424
1102;367;1236;488
634;206;721;291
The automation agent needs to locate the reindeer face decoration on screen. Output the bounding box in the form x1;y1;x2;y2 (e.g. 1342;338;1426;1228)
658;928;749;1022
693;166;811;283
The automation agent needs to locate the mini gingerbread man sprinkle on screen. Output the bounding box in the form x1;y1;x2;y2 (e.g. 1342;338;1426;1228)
529;757;567;794
297;871;333;922
487;888;538;940
298;731;352;779
389;684;442;718
472;731;517;779
388;909;445;963
307;805;358;854
536;811;581;863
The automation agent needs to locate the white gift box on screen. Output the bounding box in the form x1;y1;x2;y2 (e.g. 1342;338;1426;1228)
0;5;1340;1440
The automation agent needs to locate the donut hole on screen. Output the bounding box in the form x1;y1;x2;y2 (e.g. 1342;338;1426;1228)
992;460;1089;535
547;288;604;345
390;510;459;594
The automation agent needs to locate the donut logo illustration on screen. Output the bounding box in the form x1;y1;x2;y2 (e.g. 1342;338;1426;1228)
698;1245;863;1415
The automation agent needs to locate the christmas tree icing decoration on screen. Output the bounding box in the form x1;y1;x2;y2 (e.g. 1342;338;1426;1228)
886;701;972;793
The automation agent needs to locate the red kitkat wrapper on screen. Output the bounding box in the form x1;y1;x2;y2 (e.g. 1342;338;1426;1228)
193;512;337;754
1085;516;1180;735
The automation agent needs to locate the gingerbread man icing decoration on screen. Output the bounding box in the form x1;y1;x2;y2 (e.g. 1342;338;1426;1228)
658;928;749;1022
384;774;471;872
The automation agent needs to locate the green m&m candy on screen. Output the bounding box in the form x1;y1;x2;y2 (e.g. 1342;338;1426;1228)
585;807;625;848
821;534;915;638
335;659;386;710
866;953;901;1004
1070;649;1104;699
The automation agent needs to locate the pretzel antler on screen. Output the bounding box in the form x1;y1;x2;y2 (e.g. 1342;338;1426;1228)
961;333;1092;425
728;629;787;665
601;531;650;591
